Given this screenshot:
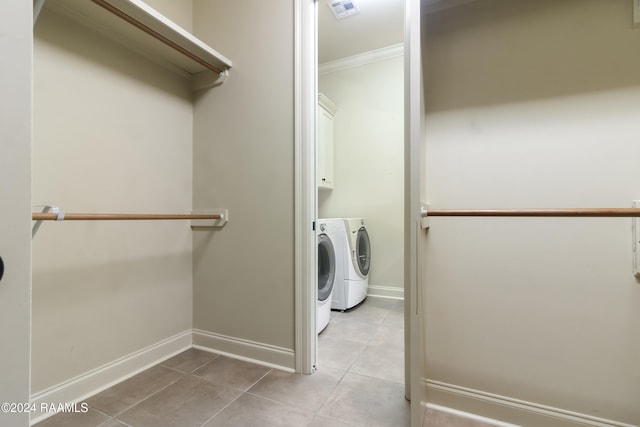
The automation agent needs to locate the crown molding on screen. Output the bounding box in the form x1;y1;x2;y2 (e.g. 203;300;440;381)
319;43;403;75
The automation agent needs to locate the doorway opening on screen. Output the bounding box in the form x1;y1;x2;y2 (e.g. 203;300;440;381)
313;0;406;380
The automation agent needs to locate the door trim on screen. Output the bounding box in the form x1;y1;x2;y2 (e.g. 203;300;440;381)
0;1;32;426
405;0;426;425
294;0;317;375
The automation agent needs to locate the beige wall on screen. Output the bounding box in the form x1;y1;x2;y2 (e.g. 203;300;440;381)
32;3;194;393
144;0;192;31
423;0;640;424
192;0;296;362
0;1;32;426
319;54;405;292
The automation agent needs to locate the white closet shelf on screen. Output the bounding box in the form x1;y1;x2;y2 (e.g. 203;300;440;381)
43;0;232;88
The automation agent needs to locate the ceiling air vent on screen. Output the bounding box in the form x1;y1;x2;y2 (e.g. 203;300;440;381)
328;0;359;20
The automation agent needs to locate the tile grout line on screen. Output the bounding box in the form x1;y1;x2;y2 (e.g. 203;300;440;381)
97;371;187;419
342;304;405;384
93;409;134;427
244;368;274;392
313;367;350;417
105;417;134;427
160;352;221;376
241;388;325;424
321;309;390;418
194;367;274;426
314;314;381;416
318;334;369;374
197;386;246;427
316;301;406;419
187;366;274;393
347;370;406;386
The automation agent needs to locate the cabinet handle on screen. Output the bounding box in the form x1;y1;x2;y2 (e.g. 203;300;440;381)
0;256;4;283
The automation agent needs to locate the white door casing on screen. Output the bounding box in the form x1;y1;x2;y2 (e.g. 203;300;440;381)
0;1;32;426
294;0;318;375
295;1;425;426
405;0;427;425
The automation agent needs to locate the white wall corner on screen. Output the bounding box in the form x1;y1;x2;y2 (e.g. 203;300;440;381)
367;285;404;300
192;329;295;373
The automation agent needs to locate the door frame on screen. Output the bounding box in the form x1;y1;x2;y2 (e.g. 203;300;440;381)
0;1;33;426
404;0;426;425
294;0;318;375
294;2;425;425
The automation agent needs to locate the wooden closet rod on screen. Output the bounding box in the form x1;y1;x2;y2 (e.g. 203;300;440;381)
423;208;640;217
32;213;221;221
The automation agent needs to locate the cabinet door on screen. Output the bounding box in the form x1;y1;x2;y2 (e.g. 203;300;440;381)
317;106;334;190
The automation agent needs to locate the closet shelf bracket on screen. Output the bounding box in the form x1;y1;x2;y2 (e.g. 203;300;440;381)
32;205;62;238
193;69;229;90
420;203;430;230
191;209;228;228
33;0;46;26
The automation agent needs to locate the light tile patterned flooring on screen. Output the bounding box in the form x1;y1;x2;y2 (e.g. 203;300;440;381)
34;297;483;427
35;297;407;427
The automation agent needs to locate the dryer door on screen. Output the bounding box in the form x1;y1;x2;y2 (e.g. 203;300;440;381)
355;227;371;277
317;233;336;301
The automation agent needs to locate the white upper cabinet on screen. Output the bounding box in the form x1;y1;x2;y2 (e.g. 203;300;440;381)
318;93;337;191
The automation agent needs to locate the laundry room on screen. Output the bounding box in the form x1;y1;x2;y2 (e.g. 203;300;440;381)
313;0;406;391
316;0;405;310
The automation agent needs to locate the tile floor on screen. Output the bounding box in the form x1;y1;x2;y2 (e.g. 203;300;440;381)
34;297;484;427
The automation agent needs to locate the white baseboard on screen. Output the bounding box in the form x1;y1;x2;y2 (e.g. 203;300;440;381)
423;379;636;427
192;329;295;373
425;403;520;427
367;285;404;300
30;330;192;425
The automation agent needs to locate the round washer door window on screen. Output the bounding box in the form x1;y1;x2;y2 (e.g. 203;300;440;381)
356;226;370;277
318;233;336;301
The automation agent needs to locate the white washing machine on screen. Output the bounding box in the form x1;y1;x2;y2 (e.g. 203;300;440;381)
325;218;371;311
317;219;343;333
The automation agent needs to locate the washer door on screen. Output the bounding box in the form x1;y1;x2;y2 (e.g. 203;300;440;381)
318;233;336;302
355;226;371;277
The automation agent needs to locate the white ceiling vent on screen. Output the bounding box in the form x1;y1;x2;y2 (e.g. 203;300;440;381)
328;0;359;20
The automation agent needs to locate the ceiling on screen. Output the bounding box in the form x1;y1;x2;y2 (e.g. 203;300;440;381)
317;0;480;64
317;0;404;64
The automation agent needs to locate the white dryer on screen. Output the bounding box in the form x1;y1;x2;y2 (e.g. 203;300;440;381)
317;219;343;333
325;218;371;311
